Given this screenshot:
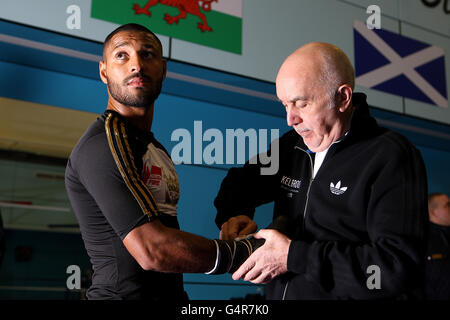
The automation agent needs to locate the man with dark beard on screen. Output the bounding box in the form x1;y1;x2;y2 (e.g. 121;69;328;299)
65;24;264;300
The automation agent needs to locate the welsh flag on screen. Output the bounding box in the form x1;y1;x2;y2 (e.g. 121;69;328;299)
91;0;243;54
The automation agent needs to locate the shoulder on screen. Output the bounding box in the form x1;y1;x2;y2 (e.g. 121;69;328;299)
365;129;426;176
68;114;116;171
103;110;128;135
376;129;421;158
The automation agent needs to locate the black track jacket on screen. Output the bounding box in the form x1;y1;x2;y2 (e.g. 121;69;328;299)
214;93;428;300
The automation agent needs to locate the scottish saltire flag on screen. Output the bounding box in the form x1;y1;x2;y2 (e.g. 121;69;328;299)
91;0;242;54
353;20;448;108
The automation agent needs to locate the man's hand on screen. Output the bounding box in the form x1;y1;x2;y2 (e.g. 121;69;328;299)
232;229;291;284
220;215;257;240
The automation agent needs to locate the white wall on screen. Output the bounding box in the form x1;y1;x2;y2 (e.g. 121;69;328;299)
1;0;449;124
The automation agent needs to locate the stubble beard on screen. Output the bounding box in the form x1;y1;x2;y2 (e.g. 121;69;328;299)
107;75;163;108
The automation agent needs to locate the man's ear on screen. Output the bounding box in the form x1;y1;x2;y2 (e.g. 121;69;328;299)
337;84;353;113
429;207;439;224
99;60;108;84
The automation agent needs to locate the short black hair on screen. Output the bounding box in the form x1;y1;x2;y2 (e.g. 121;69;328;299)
102;23;163;59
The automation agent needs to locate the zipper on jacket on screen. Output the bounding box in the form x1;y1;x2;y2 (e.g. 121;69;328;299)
282;146;314;300
282;281;289;300
299;147;314;234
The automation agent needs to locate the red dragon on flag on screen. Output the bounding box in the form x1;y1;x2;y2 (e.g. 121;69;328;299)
133;0;218;32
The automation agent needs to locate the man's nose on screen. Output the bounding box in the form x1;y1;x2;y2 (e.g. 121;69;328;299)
286;105;301;127
130;54;144;73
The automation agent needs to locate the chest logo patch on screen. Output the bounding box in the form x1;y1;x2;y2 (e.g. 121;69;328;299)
281;176;301;189
142;165;163;186
150;166;162;186
330;181;348;195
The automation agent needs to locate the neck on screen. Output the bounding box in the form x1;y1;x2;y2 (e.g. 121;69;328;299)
106;99;154;132
331;115;351;143
334;105;354;142
316;113;352;152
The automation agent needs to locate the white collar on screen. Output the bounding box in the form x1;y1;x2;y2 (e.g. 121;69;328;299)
312;131;349;179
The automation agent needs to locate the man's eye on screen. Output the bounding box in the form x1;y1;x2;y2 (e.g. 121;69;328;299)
142;51;154;58
116;52;127;59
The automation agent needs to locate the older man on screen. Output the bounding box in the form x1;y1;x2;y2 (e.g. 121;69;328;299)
214;42;429;299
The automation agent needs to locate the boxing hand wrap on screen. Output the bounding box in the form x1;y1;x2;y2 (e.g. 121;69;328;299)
205;237;265;275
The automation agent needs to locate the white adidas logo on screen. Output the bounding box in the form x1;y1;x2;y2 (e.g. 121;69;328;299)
330;181;347;195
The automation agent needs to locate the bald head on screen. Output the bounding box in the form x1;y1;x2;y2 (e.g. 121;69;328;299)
276;42;355;152
277;42;355;99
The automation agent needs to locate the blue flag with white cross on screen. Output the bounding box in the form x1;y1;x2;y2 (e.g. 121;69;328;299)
353;20;448;108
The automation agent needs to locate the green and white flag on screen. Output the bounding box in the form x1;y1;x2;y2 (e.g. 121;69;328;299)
91;0;243;54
